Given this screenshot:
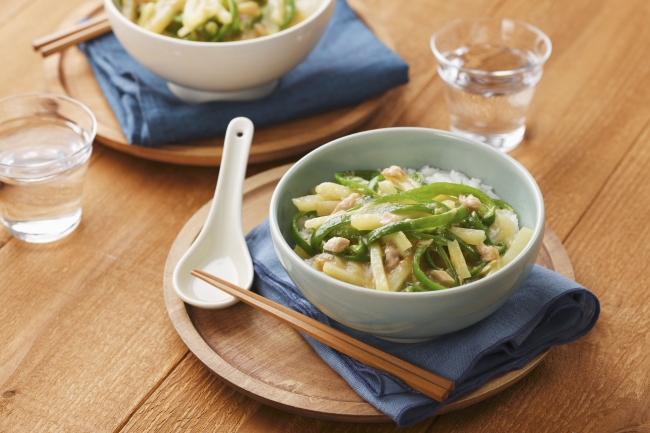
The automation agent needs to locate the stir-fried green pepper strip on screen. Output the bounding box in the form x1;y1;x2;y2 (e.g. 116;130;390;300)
228;0;240;31
405;232;448;246
443;228;480;261
407;182;496;226
310;215;351;251
212;22;231;41
367;174;384;192
410;206;469;230
327;225;360;240
389;203;449;216
494;199;515;213
280;0;296;29
334;171;381;197
366;206;469;244
348;241;368;256
436;244;460;286
465;211;494;246
325;226;368;261
347;204;364;213
250;12;264;26
336;251;370;262
423;246;441;270
495;241;508;255
470;262;488;277
412;244;447;291
365;221;412;244
212;0;239;41
291;211;315;255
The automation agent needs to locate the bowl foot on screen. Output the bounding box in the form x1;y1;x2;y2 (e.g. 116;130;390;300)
167;80;279;103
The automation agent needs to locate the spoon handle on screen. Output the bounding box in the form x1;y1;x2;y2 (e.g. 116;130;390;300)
202;117;254;241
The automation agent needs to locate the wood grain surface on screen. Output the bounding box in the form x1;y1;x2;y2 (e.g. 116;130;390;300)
2;0;650;432
44;1;393;166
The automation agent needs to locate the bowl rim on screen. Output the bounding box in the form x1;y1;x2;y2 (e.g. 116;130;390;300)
269;127;545;298
104;0;335;47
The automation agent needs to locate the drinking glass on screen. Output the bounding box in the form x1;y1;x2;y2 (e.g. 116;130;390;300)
431;18;552;152
0;93;97;243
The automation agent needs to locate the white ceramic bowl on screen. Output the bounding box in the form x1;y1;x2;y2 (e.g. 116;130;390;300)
269;128;545;342
104;0;335;102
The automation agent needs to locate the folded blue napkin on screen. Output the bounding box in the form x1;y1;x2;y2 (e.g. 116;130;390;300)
245;219;600;427
78;0;409;147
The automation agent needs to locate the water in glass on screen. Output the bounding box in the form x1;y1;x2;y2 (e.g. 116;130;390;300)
0;115;92;243
438;43;544;151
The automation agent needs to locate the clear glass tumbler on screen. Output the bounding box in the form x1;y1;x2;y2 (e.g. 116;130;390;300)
431;18;552;152
0;93;97;243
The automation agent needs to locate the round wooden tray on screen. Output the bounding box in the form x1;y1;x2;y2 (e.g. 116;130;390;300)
162;164;575;423
44;1;392;166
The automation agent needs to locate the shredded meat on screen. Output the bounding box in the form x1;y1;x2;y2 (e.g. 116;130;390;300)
332;193;360;213
380;212;402;225
476;242;500;262
430;270;455;286
459;194;482;212
384;242;400;271
381;165;408;179
323;237;350;253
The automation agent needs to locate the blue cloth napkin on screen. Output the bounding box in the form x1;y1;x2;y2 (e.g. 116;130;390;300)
245;219;600;427
78;0;409;147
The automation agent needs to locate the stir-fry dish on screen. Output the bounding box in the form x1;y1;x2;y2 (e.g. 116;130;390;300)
290;166;533;292
119;0;321;42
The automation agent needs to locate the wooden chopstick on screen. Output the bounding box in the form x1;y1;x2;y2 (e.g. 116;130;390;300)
33;14;111;57
32;13;108;50
191;269;455;402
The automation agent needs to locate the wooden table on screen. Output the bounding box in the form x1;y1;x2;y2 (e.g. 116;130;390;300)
2;0;649;431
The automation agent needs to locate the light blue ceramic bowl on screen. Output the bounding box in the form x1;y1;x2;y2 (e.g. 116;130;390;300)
269;128;545;342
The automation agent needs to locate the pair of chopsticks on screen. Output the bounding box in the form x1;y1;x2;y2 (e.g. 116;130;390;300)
32;13;111;57
191;269;455;402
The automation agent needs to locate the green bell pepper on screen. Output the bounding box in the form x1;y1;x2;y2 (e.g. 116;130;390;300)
412;244;447;291
291;211;315;255
407;182;496;226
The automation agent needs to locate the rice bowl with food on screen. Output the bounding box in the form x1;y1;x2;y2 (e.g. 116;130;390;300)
268;127;545;341
104;0;335;98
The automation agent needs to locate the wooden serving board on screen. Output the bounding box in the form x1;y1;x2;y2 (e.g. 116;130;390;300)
43;1;392;166
162;164;575;423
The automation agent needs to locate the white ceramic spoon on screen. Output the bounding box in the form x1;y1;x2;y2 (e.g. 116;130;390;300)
172;117;255;309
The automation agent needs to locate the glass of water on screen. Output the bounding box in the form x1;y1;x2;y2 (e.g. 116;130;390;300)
0;93;96;243
431;18;552;152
